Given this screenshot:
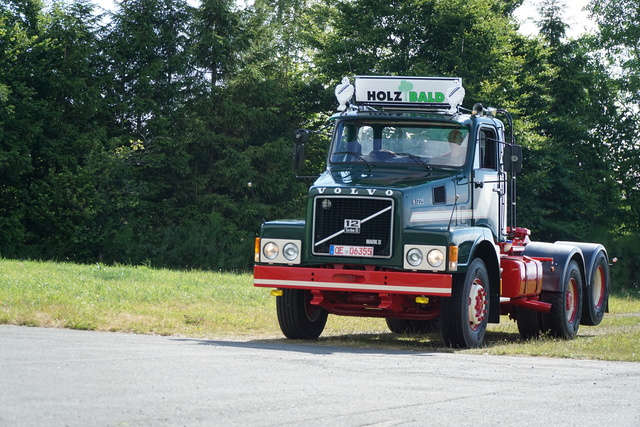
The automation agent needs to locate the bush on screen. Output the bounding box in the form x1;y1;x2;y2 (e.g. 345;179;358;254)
605;234;640;295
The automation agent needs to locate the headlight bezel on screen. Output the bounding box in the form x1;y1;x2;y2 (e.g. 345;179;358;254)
260;238;302;264
403;244;449;271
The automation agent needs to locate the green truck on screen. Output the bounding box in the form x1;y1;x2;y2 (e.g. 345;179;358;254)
254;76;610;349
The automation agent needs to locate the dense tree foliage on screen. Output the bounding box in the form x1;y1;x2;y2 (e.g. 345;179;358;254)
516;0;620;242
0;0;638;289
586;0;640;289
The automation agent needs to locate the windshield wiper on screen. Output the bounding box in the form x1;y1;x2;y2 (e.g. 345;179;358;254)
333;151;372;166
394;152;432;170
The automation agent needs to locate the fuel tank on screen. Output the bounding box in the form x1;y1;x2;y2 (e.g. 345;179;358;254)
500;256;543;298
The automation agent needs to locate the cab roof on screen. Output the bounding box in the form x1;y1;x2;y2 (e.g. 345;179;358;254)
329;109;476;128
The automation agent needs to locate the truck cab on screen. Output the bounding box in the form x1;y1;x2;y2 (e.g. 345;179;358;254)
254;76;609;349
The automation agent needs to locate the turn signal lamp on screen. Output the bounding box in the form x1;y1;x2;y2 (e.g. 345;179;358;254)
448;245;458;271
254;238;261;262
270;289;283;297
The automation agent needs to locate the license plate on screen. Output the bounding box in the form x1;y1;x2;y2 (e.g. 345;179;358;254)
330;245;374;257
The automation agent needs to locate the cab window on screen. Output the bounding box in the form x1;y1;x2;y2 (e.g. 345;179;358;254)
475;127;498;170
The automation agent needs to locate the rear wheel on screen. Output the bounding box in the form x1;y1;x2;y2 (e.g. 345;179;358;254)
542;260;583;339
581;252;609;326
441;258;490;349
276;289;328;339
516;307;543;340
386;317;440;334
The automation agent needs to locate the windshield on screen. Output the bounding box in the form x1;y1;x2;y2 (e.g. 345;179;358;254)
330;121;469;168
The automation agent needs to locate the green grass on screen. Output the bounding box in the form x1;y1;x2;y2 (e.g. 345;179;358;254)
1;259;639;361
0;259;276;337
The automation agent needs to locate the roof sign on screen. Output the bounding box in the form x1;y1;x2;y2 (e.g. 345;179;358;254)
354;76;464;113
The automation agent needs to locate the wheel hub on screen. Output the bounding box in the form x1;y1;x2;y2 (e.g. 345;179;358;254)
468;280;487;330
565;278;578;323
592;265;605;309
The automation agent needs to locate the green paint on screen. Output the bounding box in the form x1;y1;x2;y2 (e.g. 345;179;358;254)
397;80;413;92
409;91;446;103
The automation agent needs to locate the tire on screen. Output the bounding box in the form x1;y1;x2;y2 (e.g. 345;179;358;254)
441;258;490;349
276;289;328;340
541;260;583;339
386;317;440;334
516;307;543;340
581;252;609;326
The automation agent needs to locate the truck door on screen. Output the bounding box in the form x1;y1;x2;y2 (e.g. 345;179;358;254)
472;126;504;239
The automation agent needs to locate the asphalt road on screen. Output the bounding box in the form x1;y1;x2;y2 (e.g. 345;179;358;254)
1;325;639;426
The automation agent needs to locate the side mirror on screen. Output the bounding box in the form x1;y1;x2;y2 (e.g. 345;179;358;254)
294;129;310;144
292;129;310;171
503;144;523;174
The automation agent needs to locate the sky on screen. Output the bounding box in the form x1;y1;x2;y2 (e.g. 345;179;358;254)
94;0;596;39
514;0;596;38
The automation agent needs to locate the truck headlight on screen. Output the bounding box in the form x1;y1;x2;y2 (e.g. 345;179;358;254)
283;243;299;261
406;248;424;267
259;238;302;264
263;242;279;260
403;245;448;271
427;249;445;268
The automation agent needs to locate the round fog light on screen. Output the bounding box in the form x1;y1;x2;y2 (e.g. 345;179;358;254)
283;243;299;261
263;242;279;260
427;249;445;268
406;248;423;267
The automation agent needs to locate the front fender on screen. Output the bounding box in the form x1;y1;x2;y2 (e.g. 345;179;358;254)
451;227;501;322
450;227;498;269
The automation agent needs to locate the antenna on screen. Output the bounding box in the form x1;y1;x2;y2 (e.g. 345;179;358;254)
448;193;460;231
342;39;353;75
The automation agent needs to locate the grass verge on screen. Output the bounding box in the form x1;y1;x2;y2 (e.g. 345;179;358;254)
1;259;639;361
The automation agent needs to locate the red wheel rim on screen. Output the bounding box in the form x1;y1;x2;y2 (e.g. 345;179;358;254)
468;279;487;331
566;278;578;323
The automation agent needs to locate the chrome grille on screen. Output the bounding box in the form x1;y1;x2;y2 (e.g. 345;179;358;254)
312;196;394;258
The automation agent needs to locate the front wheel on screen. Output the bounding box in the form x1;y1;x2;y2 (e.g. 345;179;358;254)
441;258;490;349
276;289;328;339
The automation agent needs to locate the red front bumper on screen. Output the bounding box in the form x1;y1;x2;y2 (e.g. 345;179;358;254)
254;265;452;296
